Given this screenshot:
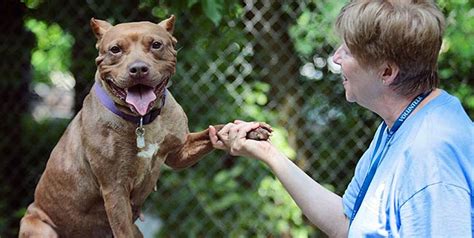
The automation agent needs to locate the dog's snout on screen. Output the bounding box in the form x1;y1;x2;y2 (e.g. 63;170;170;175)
128;61;150;78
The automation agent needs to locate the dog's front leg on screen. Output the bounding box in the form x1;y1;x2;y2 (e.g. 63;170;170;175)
165;127;221;169
164;123;270;169
102;188;141;238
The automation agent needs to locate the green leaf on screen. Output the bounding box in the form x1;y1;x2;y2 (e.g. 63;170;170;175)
187;0;199;8
201;0;223;26
151;7;168;18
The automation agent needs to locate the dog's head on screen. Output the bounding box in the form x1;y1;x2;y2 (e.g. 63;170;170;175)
90;16;177;116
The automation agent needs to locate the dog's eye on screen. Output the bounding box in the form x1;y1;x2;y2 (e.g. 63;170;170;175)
110;46;121;54
151;41;162;50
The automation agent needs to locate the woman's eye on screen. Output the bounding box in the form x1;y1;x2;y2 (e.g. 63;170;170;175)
342;46;352;56
110;46;121;54
151;41;162;49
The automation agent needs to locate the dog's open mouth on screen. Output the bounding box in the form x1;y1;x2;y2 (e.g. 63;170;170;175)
106;78;168;116
125;85;156;116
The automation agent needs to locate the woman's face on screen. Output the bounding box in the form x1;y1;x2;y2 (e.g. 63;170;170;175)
332;44;382;107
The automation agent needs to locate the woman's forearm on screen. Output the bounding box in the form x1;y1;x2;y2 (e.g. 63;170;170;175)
264;149;349;237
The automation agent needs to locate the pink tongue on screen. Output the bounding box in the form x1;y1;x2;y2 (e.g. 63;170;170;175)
125;85;157;116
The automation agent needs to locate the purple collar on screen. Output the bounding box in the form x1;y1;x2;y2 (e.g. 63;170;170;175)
93;82;166;125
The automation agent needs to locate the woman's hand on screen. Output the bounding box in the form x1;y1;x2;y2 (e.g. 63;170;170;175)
208;122;236;152
209;120;274;161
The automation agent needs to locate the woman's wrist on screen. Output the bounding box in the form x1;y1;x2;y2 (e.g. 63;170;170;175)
259;145;286;169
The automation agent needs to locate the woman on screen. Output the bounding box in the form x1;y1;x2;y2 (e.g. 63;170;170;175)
209;0;473;237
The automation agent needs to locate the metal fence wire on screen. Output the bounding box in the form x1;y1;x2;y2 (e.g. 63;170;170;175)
1;0;471;237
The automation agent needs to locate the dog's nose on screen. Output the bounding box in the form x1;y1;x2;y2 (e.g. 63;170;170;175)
128;61;149;78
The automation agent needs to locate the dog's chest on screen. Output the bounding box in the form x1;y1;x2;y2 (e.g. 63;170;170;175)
131;127;168;188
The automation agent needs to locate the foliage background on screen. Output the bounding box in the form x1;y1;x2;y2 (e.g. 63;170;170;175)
0;0;472;237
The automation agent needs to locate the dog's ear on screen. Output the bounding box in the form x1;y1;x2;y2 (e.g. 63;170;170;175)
90;18;113;40
158;15;175;34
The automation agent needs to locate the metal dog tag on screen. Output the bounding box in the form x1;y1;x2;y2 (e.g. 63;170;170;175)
136;117;145;149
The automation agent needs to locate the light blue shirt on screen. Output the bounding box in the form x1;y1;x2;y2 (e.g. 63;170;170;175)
343;90;474;237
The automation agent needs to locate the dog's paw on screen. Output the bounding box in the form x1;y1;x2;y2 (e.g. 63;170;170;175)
246;125;272;141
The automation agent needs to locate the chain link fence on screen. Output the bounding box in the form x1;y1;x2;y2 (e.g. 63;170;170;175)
1;0;471;237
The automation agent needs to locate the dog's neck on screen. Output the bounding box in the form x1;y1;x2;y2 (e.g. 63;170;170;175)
93;81;166;125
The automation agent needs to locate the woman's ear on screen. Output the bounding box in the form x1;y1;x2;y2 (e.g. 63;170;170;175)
380;62;399;85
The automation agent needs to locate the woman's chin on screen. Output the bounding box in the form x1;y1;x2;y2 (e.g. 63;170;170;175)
345;92;356;103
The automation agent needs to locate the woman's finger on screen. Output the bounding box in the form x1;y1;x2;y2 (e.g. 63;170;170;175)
209;126;219;144
228;124;240;141
236;122;261;139
234;119;247;124
227;122;260;145
258;122;273;132
216;123;235;142
209;126;227;150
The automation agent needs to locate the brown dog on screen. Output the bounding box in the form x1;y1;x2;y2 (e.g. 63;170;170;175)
18;16;271;238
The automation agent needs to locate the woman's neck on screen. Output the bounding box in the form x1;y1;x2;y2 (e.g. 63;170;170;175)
372;89;439;129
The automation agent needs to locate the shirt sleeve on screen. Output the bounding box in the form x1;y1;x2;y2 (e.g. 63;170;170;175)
399;182;471;237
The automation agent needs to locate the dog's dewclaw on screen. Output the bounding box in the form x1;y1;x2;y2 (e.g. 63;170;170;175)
246;127;272;141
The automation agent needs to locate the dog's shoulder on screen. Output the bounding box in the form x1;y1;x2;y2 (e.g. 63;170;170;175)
144;90;189;143
160;89;188;127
